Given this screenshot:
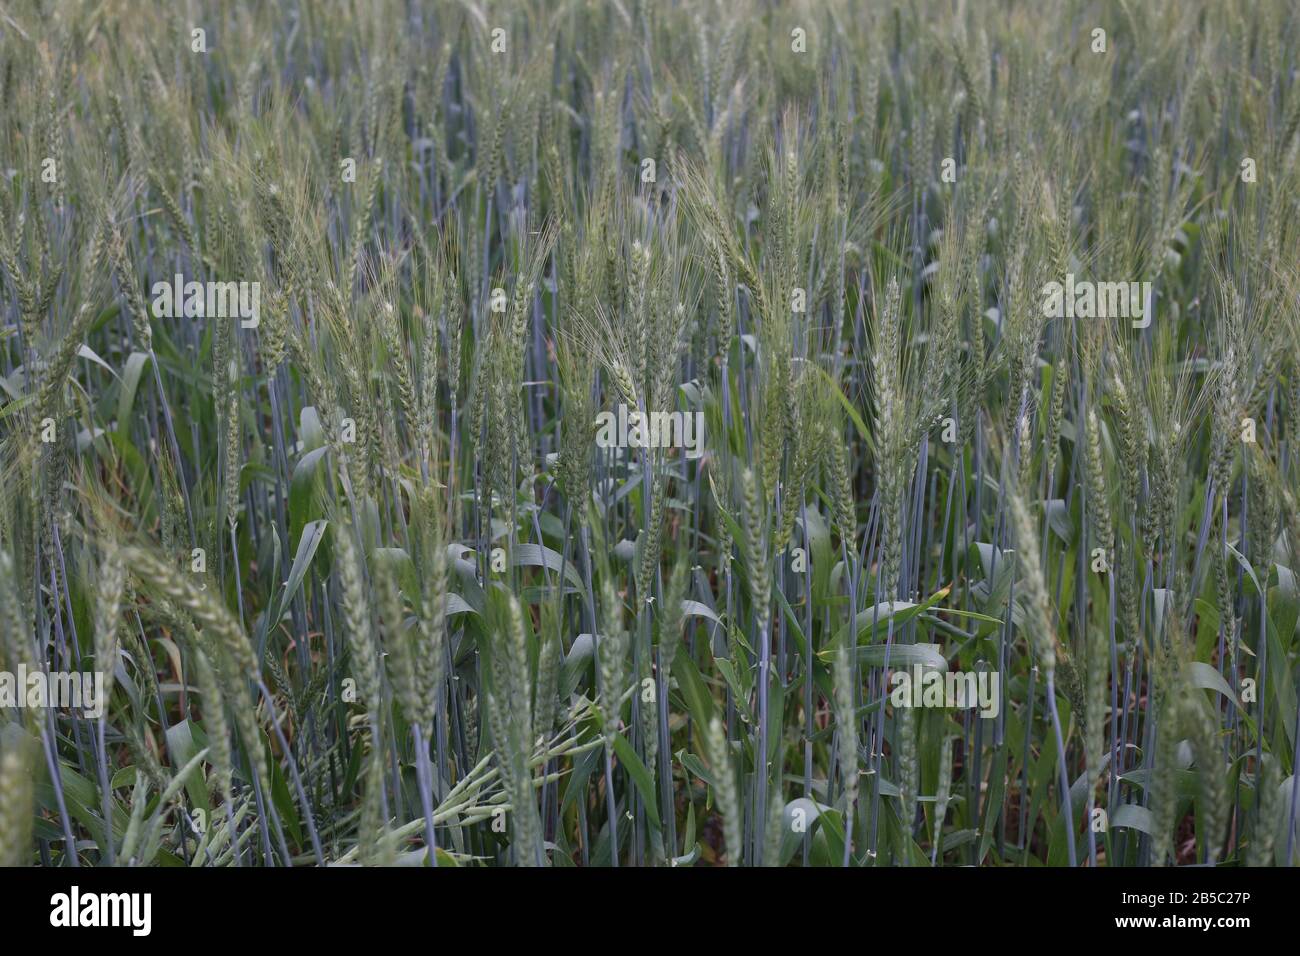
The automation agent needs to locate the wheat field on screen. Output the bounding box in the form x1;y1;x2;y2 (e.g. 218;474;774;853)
0;0;1298;869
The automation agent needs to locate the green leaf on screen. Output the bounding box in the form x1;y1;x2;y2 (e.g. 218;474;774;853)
1044;498;1074;545
165;719;211;813
77;343;118;378
813;364;873;452
372;547;419;598
510;542;584;590
115;351;151;434
851;642;948;671
1186;661;1240;709
778;797;836;865
824;586;953;652
609;732;661;831
266;740;303;848
714;657;752;722
679;751;714;788
977;747;1007;864
681;600;721;625
672;651;717;737
261;519;328;644
288;446;329;548
300;406;325;453
1109;803;1156;836
563;634;595;698
1227;544;1263;597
